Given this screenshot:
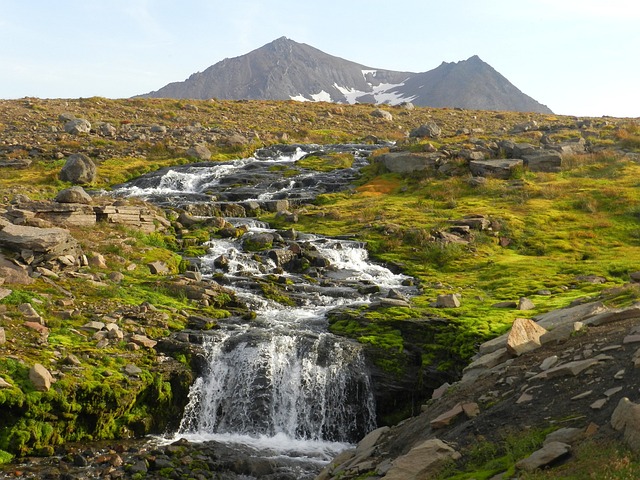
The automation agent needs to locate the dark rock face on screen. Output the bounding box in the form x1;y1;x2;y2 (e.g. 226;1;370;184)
138;37;552;113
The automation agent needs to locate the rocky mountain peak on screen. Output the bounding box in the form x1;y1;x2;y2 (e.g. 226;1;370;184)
138;38;552;113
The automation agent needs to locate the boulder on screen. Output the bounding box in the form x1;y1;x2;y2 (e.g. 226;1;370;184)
29;363;54;391
59;153;97;184
0;253;33;284
517;297;536;310
506;318;548;356
612;397;640;452
55;186;93;204
376;152;440;174
523;150;564;172
409;121;442;139
469;159;523;179
130;334;157;348
370;108;393;121
63;118;91;135
384;439;460;480
435;294;460;308
186;144;212;160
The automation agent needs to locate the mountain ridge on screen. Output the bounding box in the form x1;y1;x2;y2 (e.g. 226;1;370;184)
138;37;552;114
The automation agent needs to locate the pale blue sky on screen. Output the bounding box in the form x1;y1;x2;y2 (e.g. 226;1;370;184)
1;0;638;117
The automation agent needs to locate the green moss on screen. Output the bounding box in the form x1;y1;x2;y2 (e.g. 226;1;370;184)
296;152;354;172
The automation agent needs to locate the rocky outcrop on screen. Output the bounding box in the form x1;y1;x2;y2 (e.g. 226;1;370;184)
0;223;82;269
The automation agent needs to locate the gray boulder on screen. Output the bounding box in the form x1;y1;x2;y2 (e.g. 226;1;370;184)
59;153;97;184
64;118;91;135
55;186;93;204
523;150;564;172
0;223;81;266
370;108;393;121
470;159;523;179
409;121;442;139
97;122;116;137
377;152;440;174
186;144;212;160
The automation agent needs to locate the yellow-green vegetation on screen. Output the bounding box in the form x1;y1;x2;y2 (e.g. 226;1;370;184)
295;152;354;172
436;426;557;479
266;149;640;374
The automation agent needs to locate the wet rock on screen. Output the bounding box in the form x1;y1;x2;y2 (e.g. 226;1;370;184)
59;153;97;184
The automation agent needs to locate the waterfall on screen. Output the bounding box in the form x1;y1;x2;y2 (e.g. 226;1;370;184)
117;144;413;464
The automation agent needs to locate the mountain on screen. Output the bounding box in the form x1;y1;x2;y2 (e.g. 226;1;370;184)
139;37;552;114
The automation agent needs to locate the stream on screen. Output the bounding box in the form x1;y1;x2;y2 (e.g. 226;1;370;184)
114;144;416;478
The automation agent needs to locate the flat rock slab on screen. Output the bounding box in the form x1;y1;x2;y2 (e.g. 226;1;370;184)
516;441;571;472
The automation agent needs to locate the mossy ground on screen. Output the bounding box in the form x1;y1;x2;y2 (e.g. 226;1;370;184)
1;98;639;465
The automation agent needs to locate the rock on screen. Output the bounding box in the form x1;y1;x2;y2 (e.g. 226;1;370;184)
98;122;116;137
81;321;105;332
186;144;212;160
29;363;54;391
517;297;535;310
0;253;33;284
469;159;523;179
63;118;91;135
130;334;157;348
59;153;97;184
109;271;125;283
435;294;460;308
630;271;640;283
611;397;640;452
55;186;93;204
0;377;12;389
63;353;82;366
376;152;440;174
0;288;12;301
147;261;169;275
124;364;143;376
150;124;167;133
24;321;49;335
18;303;42;322
534;300;607;330
0;327;5;344
540;355;559;371
584;305;640;327
0;223;81;266
523;150;564;172
87;253;107;269
516;441;571;472
370;108;393;121
384;439;460;480
430;403;464;429
432;382;451;400
511;120;538;133
538;358;600;379
506;317;548;356
409;121;442;139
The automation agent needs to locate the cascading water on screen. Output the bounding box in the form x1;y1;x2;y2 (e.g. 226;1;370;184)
115;144;414;469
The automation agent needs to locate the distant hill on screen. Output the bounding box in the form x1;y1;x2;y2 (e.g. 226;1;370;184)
139;37;552;114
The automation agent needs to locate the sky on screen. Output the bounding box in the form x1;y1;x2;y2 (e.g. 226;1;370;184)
0;0;638;118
